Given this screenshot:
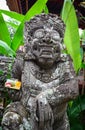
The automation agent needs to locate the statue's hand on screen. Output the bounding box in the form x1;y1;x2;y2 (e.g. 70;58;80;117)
36;94;54;128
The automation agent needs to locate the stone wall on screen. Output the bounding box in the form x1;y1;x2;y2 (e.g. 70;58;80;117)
0;56;13;117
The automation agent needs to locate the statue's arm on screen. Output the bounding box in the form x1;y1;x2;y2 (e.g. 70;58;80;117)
47;79;78;104
36;78;78;108
35;80;78;127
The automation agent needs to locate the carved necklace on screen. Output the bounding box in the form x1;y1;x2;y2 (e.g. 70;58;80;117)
29;61;60;83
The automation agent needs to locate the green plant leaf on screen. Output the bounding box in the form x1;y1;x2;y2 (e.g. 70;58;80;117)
11;0;48;51
68;95;85;130
68;95;85;117
0;9;24;21
43;5;49;14
0;69;3;75
6;21;19;30
81;63;85;68
62;0;82;72
0;11;11;46
24;0;48;21
0;40;15;56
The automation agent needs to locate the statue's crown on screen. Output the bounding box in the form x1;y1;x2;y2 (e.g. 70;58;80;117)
24;13;65;40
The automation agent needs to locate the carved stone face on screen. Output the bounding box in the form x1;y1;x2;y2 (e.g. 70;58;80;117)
24;13;65;69
31;27;61;68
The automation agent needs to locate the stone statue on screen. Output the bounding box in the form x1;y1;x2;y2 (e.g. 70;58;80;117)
1;13;78;130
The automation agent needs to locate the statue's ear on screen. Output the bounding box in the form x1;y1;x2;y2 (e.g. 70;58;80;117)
24;52;36;60
24;44;36;60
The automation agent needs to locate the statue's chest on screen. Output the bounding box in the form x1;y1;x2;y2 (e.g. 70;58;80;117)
22;62;61;96
22;61;71;97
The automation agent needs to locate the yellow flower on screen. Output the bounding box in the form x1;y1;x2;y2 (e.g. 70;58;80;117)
15;81;21;89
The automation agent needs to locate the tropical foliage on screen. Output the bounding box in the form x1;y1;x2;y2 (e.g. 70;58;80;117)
0;0;48;56
68;95;85;130
61;0;82;72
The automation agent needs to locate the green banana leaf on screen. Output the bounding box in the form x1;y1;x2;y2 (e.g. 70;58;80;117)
0;40;15;56
0;11;11;46
62;0;82;71
0;9;24;21
44;5;49;13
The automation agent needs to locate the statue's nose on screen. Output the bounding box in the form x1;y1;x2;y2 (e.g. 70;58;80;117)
43;33;51;43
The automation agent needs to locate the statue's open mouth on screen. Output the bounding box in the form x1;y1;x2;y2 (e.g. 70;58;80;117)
39;49;53;59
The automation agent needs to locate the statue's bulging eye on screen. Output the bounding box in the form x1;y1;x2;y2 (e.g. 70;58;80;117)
51;30;60;41
52;35;60;41
34;29;45;38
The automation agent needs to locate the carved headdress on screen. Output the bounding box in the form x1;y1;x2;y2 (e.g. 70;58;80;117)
24;13;65;60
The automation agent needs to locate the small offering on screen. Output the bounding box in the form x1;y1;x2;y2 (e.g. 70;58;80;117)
5;79;21;90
